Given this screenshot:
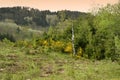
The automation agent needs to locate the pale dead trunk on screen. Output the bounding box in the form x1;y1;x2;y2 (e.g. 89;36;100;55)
72;24;76;55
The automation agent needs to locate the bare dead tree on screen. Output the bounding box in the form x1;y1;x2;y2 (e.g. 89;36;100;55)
72;23;76;55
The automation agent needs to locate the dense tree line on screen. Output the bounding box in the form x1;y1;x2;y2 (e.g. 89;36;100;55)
0;7;86;28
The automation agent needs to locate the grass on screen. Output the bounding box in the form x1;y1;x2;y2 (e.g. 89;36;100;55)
0;42;120;80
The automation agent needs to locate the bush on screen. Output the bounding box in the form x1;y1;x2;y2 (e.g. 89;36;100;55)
63;42;72;53
2;38;14;46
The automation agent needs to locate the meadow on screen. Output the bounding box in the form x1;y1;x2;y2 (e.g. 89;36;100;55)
0;41;119;80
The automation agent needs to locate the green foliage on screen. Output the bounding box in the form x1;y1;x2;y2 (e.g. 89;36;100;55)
58;3;120;61
2;38;14;46
0;7;84;28
114;36;120;62
46;14;59;26
91;3;120;60
0;33;15;42
0;21;41;41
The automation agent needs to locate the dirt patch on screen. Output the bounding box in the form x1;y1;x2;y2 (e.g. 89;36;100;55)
40;64;55;77
57;68;65;74
5;62;27;73
6;54;18;61
0;68;4;72
26;49;39;55
0;54;5;60
55;60;68;66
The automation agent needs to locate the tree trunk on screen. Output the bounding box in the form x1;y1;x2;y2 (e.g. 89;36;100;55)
72;24;76;55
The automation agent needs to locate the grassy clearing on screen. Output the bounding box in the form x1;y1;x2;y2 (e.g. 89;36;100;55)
0;42;120;80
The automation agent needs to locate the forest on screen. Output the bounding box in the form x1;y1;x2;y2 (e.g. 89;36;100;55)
0;3;120;80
